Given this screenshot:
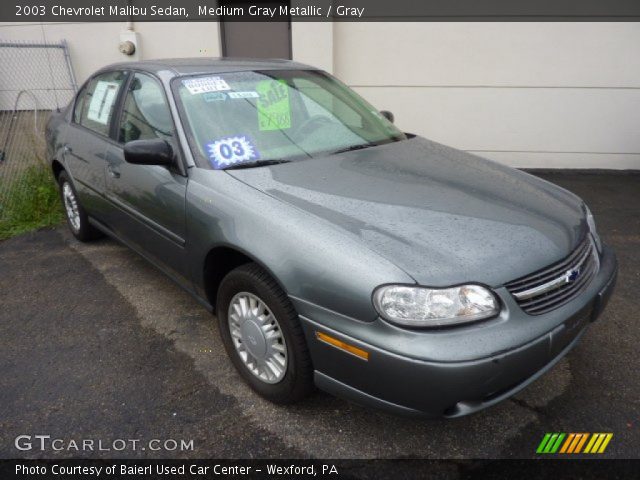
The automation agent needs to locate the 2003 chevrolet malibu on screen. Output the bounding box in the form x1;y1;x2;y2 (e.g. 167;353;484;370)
46;58;617;417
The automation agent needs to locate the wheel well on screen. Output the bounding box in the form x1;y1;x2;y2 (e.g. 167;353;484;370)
51;160;64;181
203;247;254;310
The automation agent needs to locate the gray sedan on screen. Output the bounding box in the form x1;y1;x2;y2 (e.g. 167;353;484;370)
45;58;617;417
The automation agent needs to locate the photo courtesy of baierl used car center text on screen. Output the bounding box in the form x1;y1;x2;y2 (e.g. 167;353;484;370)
0;1;638;479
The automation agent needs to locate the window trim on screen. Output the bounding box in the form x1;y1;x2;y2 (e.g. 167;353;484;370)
71;76;92;126
72;82;88;124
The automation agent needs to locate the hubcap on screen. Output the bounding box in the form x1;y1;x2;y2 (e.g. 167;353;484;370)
62;182;81;232
228;292;287;384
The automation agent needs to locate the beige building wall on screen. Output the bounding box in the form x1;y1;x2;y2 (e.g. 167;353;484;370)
326;23;640;169
0;22;222;84
293;22;640;169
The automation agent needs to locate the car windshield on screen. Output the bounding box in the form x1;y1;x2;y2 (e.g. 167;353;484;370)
174;69;406;169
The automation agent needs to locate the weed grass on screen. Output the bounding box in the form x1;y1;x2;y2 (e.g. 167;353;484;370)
0;166;64;240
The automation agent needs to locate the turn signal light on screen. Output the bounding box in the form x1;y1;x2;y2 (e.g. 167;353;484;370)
316;331;369;361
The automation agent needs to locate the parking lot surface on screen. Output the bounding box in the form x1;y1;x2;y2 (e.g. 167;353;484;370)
0;172;638;459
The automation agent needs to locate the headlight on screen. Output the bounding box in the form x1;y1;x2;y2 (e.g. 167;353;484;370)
373;284;499;328
584;204;602;252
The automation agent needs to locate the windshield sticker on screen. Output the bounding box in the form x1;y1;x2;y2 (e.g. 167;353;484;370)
86;80;120;125
256;80;291;131
183;76;230;95
228;91;260;99
203;92;227;102
204;135;260;169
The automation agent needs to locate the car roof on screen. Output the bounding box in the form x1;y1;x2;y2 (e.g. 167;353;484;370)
99;57;318;76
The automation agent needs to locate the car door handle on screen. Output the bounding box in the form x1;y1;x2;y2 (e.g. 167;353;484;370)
107;164;120;178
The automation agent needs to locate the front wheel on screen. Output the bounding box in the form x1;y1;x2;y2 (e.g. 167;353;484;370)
216;263;314;404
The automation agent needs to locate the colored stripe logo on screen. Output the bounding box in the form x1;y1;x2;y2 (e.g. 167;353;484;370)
536;433;613;454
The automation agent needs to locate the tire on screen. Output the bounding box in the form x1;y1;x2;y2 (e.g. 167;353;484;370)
216;263;314;404
57;170;102;242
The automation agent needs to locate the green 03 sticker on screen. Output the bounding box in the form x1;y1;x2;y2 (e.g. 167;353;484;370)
256;80;291;131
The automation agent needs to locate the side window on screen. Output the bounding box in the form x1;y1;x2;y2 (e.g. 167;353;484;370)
79;71;127;136
118;73;174;144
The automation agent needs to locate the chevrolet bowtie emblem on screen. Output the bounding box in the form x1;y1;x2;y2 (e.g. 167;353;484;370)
565;267;581;283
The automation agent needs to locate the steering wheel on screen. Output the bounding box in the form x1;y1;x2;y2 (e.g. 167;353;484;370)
292;115;332;138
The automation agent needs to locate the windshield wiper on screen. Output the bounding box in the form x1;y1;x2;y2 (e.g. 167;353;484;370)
329;142;380;155
223;159;291;170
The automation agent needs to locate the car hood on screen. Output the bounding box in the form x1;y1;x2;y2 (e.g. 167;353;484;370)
227;136;587;286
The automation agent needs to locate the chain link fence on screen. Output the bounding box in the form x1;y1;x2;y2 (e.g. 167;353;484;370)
0;40;77;222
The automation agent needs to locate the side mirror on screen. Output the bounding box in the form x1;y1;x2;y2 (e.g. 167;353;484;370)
123;138;174;166
380;110;394;123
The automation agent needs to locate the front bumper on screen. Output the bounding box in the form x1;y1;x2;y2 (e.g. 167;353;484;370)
296;245;618;418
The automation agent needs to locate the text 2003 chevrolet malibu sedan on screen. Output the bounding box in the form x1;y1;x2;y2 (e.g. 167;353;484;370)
46;58;617;417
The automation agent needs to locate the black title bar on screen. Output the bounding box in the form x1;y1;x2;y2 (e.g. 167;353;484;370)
2;459;640;480
2;0;640;22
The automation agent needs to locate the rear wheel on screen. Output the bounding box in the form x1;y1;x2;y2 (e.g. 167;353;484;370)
216;263;314;404
58;171;102;241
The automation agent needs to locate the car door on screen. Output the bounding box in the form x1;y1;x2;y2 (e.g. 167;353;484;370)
103;71;189;281
63;70;128;220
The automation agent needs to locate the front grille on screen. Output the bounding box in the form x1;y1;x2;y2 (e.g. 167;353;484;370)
505;236;599;315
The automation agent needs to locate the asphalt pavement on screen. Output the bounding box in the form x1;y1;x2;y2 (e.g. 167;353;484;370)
0;171;638;460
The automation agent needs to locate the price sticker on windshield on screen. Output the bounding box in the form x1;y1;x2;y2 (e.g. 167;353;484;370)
204;135;260;169
256;80;291;131
183;76;230;95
